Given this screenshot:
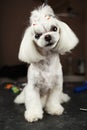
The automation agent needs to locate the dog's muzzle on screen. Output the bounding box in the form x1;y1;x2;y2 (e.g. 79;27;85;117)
45;42;54;47
44;34;54;47
45;34;51;42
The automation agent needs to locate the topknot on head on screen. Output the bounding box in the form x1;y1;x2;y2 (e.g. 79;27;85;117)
30;5;55;25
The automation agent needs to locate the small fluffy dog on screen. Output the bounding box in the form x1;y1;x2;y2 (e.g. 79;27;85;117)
14;5;79;122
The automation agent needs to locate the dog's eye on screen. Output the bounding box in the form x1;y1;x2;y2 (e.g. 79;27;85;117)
51;26;57;32
35;33;42;39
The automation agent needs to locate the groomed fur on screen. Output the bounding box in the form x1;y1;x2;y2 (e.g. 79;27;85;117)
14;5;79;122
18;5;78;63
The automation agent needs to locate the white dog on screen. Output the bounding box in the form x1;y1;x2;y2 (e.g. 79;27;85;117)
14;5;79;122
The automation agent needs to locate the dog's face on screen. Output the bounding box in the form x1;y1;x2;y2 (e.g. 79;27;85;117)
32;17;60;50
18;5;79;63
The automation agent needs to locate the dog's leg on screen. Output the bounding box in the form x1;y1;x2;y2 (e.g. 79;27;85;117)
24;84;43;122
45;87;64;116
14;88;25;104
60;92;70;104
41;95;47;108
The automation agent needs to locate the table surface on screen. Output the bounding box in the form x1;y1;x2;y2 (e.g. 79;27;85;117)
0;82;87;130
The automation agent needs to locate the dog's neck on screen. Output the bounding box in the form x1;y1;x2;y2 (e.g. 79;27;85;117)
33;41;60;68
33;51;60;72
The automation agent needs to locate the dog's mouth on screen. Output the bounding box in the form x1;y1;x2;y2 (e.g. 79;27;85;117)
45;42;54;47
45;41;58;49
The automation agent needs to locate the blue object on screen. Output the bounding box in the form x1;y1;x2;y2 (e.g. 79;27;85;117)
83;82;87;86
74;82;87;93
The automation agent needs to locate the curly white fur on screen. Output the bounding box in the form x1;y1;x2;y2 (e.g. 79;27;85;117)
14;5;79;122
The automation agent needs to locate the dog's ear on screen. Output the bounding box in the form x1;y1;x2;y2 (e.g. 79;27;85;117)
18;27;44;63
56;20;79;54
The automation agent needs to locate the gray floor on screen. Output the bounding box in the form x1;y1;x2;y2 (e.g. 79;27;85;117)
0;82;87;130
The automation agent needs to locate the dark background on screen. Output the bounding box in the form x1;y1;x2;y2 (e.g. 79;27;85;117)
0;0;87;79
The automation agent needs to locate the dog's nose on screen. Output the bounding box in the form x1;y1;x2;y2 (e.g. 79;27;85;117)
45;35;51;42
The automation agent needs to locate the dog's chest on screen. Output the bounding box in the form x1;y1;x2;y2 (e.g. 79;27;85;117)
29;54;61;95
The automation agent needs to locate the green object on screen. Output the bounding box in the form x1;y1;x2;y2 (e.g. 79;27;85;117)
11;86;20;93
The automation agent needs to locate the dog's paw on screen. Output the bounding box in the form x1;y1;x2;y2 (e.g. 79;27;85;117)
24;110;43;122
45;104;64;116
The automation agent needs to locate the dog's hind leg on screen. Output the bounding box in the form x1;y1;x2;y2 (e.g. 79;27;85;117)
60;92;70;104
14;88;25;104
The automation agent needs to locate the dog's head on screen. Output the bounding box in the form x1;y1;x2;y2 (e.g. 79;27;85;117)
19;5;79;63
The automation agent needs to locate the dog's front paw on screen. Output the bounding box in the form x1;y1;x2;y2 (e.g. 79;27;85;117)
24;110;43;122
45;104;64;116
